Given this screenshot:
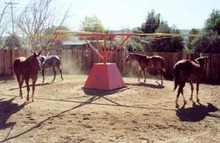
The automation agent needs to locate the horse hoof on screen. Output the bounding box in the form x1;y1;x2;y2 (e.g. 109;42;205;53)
26;98;29;101
156;81;160;85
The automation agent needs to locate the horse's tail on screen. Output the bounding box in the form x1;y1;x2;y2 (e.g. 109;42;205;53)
13;59;20;77
173;64;179;91
58;55;62;61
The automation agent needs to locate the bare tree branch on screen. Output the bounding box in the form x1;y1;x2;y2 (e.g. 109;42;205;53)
0;3;10;40
15;0;54;49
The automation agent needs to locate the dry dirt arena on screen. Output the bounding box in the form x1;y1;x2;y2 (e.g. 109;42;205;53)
0;74;219;143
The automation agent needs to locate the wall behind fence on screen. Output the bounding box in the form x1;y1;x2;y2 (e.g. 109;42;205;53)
0;49;219;83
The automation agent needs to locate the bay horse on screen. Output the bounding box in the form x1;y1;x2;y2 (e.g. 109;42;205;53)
126;53;166;85
173;56;209;108
13;51;42;102
39;55;63;83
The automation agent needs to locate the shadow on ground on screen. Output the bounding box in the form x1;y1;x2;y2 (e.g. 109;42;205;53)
0;97;28;129
126;82;164;89
176;103;219;122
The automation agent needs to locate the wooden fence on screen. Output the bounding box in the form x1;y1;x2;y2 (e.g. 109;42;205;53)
0;49;219;83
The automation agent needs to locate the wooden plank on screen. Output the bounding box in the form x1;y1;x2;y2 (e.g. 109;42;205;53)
0;50;3;75
0;49;220;82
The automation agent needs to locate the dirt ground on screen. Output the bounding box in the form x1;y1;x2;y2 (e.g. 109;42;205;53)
0;74;219;143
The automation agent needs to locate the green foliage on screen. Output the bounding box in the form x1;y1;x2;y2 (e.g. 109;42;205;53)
169;28;184;52
192;9;220;53
156;21;171;33
141;10;160;33
183;46;195;54
126;37;144;52
186;28;200;50
81;15;105;33
138;10;183;52
193;31;220;53
204;9;220;35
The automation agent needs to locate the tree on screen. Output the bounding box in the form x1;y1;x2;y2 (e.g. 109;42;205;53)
147;28;183;52
169;28;184;52
0;3;10;46
204;9;220;35
155;21;171;33
193;31;220;53
80;15;105;32
15;0;70;49
138;10;183;52
192;9;220;53
141;10;160;33
184;28;200;53
4;34;21;49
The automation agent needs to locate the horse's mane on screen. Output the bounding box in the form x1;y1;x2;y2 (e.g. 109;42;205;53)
131;53;146;57
25;53;36;62
194;56;208;67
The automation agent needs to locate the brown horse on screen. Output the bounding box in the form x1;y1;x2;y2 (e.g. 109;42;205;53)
13;51;42;102
126;53;166;85
173;56;209;108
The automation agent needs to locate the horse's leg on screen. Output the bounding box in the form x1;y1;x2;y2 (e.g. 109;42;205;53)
42;67;45;83
156;69;163;85
175;86;181;108
180;83;187;107
57;65;63;80
138;69;143;82
160;74;163;85
196;82;200;103
31;78;37;102
160;69;163;85
24;78;30;101
189;81;194;101
176;83;186;108
18;75;24;98
52;66;56;82
143;68;146;82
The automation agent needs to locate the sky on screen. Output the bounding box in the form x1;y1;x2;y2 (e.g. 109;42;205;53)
57;0;220;30
2;0;220;31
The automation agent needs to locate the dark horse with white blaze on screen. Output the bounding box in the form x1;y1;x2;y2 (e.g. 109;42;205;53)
13;51;42;102
126;53;166;85
39;55;63;83
173;56;209;108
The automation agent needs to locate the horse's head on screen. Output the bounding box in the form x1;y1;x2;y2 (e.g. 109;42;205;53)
195;56;209;70
126;53;134;62
33;51;43;71
38;55;46;65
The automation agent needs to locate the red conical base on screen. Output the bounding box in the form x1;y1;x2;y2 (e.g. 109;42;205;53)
84;63;125;90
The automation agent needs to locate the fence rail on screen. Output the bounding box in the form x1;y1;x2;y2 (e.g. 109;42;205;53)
0;49;219;83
